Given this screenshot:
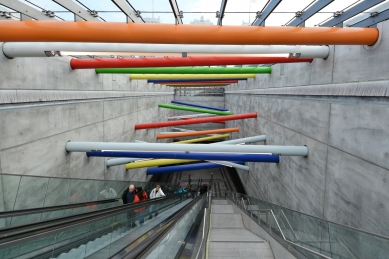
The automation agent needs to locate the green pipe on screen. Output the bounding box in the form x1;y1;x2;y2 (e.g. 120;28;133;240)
158;104;234;116
95;66;272;74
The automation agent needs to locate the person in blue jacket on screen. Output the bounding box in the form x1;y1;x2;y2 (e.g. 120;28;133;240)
175;185;187;194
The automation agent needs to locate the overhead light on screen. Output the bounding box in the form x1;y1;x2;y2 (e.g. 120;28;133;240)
0;11;11;19
42;10;55;18
88;10;99;18
295;11;303;17
333;11;343;17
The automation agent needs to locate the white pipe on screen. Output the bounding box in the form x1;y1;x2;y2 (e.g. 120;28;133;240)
66;142;308;156
106;135;268;167
2;42;330;58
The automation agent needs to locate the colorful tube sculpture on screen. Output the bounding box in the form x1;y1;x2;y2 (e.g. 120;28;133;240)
95;67;272;74
150;79;246;83
130;74;256;80
2;42;330;58
172;134;230;143
159;80;239;87
135;112;257;130
66;141;309;157
157;128;238;139
126;159;196;169
158;104;233;116
169;85;232;88
170;101;229;112
72;56;313;69
86;151;280;163
105;135;266;167
146;161;245;175
0;21;378;45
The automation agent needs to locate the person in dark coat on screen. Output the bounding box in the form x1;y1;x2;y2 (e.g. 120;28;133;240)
122;184;136;227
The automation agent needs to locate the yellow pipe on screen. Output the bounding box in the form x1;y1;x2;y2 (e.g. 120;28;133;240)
172;134;230;144
126;159;195;170
125;135;230;169
129;74;256;80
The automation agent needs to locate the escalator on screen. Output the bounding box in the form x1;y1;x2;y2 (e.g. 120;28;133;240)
2;186;387;259
0;192;198;259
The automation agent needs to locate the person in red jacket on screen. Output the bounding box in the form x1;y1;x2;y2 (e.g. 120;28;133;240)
134;186;148;225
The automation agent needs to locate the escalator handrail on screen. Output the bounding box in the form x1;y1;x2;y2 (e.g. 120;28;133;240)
0;198;120;218
0;190;177;219
111;194;204;259
0;193;188;249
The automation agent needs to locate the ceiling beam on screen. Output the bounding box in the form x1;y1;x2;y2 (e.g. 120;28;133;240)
350;7;389;27
287;0;334;27
111;0;143;23
0;0;57;20
217;0;228;25
252;0;282;26
321;0;385;27
169;0;183;24
52;0;101;21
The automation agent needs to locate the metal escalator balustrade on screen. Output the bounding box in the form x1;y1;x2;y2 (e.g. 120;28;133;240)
0;193;194;259
112;193;207;259
0;190;177;230
0;173;178;214
228;192;389;259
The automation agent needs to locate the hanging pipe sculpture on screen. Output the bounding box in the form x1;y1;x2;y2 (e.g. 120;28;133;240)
170;100;228;111
156;128;238;139
158;104;233;116
95;67;272;74
130;74;256;80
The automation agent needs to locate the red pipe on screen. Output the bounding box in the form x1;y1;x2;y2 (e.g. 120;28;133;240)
70;56;313;69
135;112;257;130
179;118;225;124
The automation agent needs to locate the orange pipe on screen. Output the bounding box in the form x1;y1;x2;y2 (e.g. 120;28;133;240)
157;127;239;139
0;21;378;45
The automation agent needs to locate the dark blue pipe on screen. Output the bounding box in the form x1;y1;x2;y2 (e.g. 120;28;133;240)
86;151;280;163
146;161;245;175
171;100;229;111
147;78;248;83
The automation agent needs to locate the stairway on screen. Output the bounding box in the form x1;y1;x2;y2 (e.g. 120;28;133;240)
208;199;275;259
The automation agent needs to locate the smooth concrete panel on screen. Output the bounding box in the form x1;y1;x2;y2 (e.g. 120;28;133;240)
0;101;104;150
308;45;335;85
0;130;71;176
324;147;389;236
333;22;389;83
103;98;139;120
328;102;389;170
69;123;105;179
212;205;234;214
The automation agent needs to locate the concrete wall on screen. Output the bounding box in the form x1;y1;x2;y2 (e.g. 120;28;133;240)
224;21;389;237
0;45;174;183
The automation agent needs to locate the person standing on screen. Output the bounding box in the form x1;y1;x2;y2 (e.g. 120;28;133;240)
134;186;148;225
149;185;165;219
122;184;136;227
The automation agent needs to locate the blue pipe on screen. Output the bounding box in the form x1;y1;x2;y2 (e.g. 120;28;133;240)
146;161;245;175
147;78;248;83
171;100;229;111
86;151;280;163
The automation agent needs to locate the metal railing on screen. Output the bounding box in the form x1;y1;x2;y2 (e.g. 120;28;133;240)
228;192;389;259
